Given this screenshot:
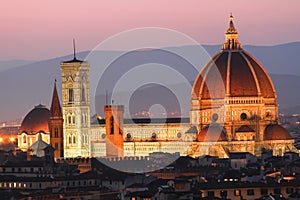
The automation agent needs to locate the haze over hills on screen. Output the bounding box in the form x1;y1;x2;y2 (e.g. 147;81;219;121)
0;60;35;73
0;42;300;122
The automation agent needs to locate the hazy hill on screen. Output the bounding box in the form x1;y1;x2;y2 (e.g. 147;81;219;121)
0;60;35;73
0;42;300;122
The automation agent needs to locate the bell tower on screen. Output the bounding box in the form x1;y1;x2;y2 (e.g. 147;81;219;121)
60;41;91;157
104;105;124;158
49;80;64;159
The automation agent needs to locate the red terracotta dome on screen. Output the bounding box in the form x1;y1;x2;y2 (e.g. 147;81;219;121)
192;50;276;100
197;124;227;142
19;104;51;135
192;16;276;101
264;124;292;140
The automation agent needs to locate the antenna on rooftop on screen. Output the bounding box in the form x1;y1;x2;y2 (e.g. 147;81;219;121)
105;90;108;105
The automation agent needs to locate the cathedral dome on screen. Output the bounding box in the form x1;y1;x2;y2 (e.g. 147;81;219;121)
19;104;51;135
197;124;227;142
264;124;292;140
192;16;276;100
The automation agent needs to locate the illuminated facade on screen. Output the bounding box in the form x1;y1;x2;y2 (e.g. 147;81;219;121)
62;15;296;158
60;57;91;158
18;82;63;159
49;81;64;159
18;15;297;158
189;15;296;157
17;104;51;152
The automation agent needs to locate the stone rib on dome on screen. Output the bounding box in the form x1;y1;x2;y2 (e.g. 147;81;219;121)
19;104;51;135
192;15;276;101
192;50;276;100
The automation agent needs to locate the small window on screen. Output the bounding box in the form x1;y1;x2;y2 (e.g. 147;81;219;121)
220;190;227;197
177;132;182;138
81;115;84;124
23;135;26;143
110;116;114;135
274;188;281;195
261;189;268;195
73;136;76;144
234;189;241;196
241;113;247;120
68;89;74;103
247;189;254;196
207;191;214;197
286;188;294;194
81;88;86;102
54;128;58;138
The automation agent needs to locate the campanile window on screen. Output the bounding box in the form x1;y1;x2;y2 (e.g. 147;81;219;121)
68;89;74;103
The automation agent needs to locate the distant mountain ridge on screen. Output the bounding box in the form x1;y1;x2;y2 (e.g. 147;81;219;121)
0;60;35;73
0;42;300;121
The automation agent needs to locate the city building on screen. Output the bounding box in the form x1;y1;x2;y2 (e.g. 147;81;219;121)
17;15;297;159
17;82;64;159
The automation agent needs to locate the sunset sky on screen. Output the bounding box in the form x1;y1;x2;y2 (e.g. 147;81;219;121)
1;0;299;60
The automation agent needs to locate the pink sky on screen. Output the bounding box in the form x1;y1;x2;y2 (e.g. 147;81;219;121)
1;0;300;60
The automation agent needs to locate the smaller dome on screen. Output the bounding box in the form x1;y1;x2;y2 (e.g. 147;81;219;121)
264;124;292;140
19;104;51;135
197;124;227;142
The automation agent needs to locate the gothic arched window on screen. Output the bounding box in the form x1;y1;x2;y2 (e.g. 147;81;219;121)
81;87;86;103
68;89;74;103
23;135;26;143
54;128;58;138
110;116;114;135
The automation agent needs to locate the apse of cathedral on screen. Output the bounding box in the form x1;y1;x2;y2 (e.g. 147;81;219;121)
18;15;297;159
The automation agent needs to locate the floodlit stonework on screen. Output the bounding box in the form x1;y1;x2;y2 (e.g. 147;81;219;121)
18;15;297;158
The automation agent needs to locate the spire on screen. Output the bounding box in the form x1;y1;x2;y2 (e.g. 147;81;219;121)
222;14;242;50
73;39;76;60
61;39;84;63
50;80;63;118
